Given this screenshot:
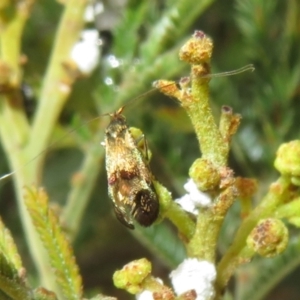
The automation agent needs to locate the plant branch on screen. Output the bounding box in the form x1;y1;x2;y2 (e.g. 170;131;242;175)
216;176;291;291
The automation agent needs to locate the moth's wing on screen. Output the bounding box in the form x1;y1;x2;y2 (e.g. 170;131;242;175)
112;202;134;229
115;174;159;227
109;178;135;229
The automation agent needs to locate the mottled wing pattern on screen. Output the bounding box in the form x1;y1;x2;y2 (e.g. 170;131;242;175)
104;111;159;229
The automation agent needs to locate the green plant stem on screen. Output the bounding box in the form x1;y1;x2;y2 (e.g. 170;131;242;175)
274;197;300;218
155;33;235;262
0;94;29;153
25;0;86;289
24;0;87;287
1;0;87;292
156;75;229;166
187;209;223;261
0;3;31;147
153;180;195;240
108;47;187;112
1;3;29;80
216;176;291;291
62;139;104;240
0;0;56;291
164;201;195;240
28;0;87;158
186;184;237;261
188;76;228;166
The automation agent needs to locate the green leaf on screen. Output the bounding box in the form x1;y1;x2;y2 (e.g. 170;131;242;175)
0;218;33;299
24;187;83;300
0;217;23;275
0;273;32;300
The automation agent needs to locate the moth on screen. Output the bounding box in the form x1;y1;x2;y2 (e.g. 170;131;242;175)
101;64;255;229
103;107;159;229
0;65;254;229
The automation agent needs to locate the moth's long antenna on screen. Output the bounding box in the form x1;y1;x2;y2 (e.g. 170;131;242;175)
0;63;254;182
111;64;255;109
0;89;156;182
0;114;109;182
202;64;255;78
0;172;16;181
122;86;166;109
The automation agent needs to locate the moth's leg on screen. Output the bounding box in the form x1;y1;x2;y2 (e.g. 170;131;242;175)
129;127;151;162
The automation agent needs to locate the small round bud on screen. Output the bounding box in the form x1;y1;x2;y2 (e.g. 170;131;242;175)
247;218;288;258
189;158;220;191
274;140;300;185
113;258;152;294
179;31;213;65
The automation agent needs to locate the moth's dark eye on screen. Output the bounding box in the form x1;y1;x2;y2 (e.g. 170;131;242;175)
132;189;159;227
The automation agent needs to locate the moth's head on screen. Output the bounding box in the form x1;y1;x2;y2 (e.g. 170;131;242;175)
105;109;128;139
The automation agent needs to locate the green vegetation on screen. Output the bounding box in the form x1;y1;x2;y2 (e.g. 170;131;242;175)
0;1;300;299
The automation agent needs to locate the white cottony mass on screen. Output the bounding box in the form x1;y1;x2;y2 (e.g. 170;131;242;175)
136;290;154;300
170;258;216;300
70;29;101;74
175;179;212;214
135;278;163;300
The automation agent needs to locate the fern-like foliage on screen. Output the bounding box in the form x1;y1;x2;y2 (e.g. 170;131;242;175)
0;217;34;299
0;217;22;274
24;187;83;300
234;0;300;167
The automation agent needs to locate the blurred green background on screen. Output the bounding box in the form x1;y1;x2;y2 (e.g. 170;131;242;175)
1;0;300;299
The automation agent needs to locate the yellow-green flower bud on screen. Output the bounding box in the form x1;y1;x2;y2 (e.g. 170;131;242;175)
247;218;288;258
113;258;152;294
179;31;213;65
189;158;220;191
274;140;300;185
